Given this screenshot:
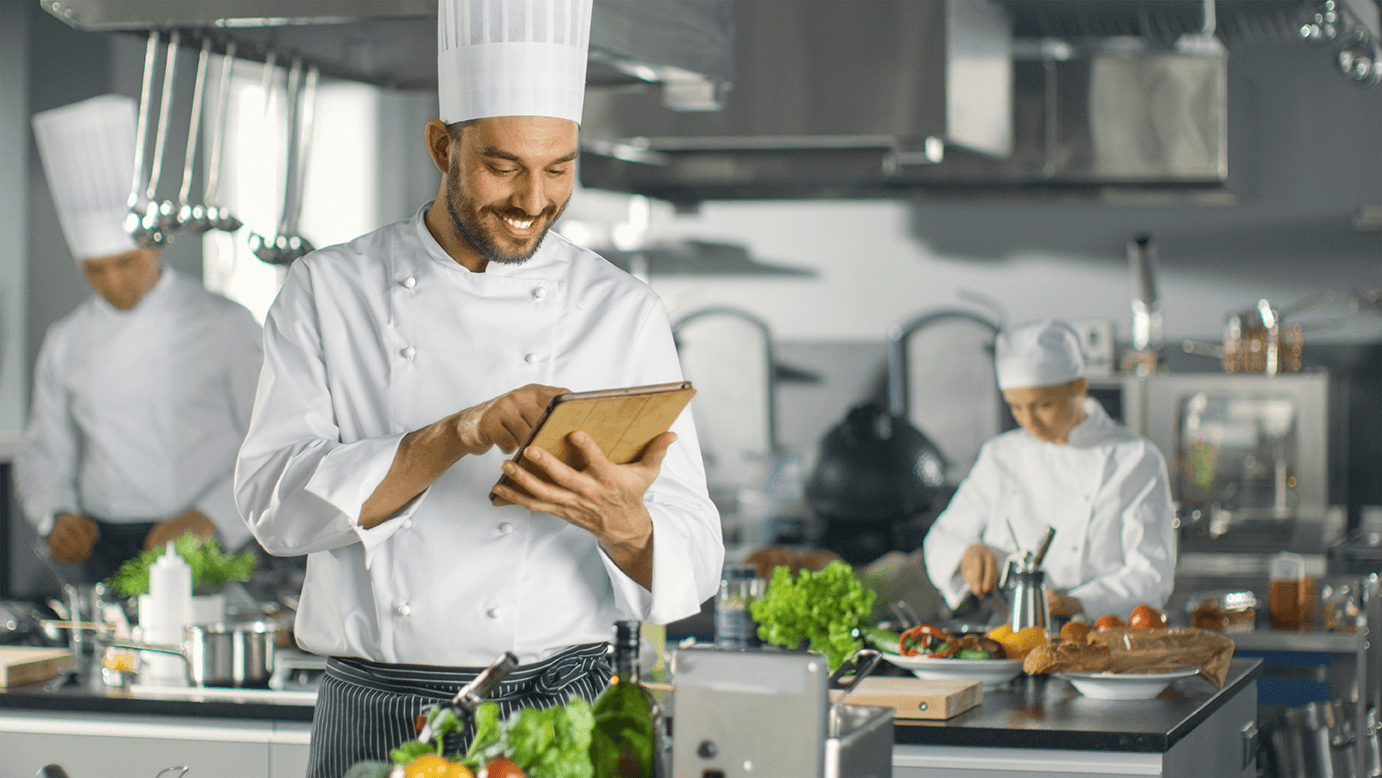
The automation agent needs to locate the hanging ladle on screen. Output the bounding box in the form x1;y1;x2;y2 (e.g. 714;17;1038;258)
249;58;317;265
175;36;214;233
124;31;167;246
200;40;242;233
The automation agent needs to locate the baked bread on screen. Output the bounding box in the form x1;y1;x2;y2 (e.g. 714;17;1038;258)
1023;639;1112;674
1089;627;1235;687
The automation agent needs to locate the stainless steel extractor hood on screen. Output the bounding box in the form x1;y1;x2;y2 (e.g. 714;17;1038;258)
40;0;736;95
578;0;1238;206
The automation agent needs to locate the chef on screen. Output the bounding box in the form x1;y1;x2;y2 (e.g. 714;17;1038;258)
233;0;722;772
922;319;1175;622
15;95;263;584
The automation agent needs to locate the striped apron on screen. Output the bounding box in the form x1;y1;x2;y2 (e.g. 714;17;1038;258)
306;642;611;778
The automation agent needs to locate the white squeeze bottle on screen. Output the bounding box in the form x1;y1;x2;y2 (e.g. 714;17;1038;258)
139;541;192;685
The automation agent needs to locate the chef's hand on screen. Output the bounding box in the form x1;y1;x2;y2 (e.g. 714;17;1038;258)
492;429;675;590
455;384;570;456
360;384;569;529
144;509;218;550
960;543;1001;597
48;513;100;564
1046;590;1083;617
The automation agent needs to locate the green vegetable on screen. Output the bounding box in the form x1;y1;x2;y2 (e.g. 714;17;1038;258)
955;648;992;660
107;533;258;598
748;560;878;672
863;625;903;655
459;697;595;778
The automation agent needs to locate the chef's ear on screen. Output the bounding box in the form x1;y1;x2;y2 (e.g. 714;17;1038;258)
424;119;453;174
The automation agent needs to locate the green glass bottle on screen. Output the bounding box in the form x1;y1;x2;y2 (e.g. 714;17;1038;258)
590;620;663;778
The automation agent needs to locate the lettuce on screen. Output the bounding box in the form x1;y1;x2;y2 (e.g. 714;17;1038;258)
748;560;877;672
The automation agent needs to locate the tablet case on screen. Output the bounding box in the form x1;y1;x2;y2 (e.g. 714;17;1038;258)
490;381;696;504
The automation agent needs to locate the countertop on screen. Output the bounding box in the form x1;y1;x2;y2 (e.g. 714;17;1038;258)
892;657;1261;753
2;649;1261;757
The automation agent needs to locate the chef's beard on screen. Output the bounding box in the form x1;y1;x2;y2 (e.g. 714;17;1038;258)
445;158;568;266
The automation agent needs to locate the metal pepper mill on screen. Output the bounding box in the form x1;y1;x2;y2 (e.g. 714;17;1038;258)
1004;525;1057;633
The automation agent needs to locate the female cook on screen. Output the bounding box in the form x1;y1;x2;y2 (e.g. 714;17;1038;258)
922;319;1176;621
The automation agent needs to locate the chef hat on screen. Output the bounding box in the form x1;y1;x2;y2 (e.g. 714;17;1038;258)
31;94;140;262
437;0;593;124
994;319;1087;390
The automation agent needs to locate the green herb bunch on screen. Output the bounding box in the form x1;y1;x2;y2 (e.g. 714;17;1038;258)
388;698;595;778
748;559;877;672
107;534;258;599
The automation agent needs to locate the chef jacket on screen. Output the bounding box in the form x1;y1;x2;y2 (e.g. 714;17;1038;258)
235;204;725;667
922;398;1175;620
15;267;263;550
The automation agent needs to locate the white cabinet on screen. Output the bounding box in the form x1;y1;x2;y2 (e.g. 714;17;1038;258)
0;710;311;778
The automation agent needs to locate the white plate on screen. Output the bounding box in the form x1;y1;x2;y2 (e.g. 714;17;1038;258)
881;653;1024;690
1053;668;1201;700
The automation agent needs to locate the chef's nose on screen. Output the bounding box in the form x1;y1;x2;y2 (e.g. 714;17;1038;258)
512;171;546;216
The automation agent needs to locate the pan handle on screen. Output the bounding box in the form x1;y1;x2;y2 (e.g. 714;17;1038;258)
102;638;187;660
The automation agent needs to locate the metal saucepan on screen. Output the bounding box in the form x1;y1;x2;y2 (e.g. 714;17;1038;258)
103;621;278;688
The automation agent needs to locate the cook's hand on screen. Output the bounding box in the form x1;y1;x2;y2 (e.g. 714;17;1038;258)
144;509;217;550
960;543;1000;597
491;429;675;589
454;384;569;457
1046;590;1083;617
48;513;100;564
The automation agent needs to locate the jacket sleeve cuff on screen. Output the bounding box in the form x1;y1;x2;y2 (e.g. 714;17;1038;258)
601;505;714;625
302;433;426;568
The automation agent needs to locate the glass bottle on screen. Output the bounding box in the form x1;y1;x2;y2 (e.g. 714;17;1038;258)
590;620;664;777
715;564;765;648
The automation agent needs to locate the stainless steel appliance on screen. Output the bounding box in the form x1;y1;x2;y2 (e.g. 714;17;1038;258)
671;647;893;778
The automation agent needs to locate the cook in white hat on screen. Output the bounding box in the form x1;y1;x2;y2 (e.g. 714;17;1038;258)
922;319;1176;625
17;94;263;584
233;1;721;772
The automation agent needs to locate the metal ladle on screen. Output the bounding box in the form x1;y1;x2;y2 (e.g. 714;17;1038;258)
175;36;214;233
199;41;241;233
249;58;317;265
144;30;183;239
124;31;166;246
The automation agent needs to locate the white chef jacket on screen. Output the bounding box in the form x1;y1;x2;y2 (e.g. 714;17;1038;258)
922;398;1175;619
15;267;263;550
235;204;724;667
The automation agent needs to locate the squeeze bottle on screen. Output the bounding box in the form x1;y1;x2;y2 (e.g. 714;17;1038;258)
139;541;192;685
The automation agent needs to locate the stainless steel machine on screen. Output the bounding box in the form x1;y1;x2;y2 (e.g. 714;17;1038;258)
671;647;894;778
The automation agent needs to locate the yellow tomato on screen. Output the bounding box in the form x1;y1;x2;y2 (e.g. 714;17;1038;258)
986;624;1013;641
405;755;472;778
995;625;1047;660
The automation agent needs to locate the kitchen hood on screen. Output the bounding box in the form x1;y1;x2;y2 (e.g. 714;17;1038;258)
39;0;736;96
578;0;1239;206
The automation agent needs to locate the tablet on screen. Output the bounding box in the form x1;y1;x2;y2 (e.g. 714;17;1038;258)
489;381;696;504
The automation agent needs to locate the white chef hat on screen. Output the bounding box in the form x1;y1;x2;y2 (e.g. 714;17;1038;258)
437;0;593;124
31;94;140;262
994;319;1087;390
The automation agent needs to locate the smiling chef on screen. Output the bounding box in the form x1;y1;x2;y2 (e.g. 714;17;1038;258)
16;94;261;583
233;0;722;772
922;319;1176;623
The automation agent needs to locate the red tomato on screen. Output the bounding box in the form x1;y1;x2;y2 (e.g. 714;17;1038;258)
478;758;526;778
1093;614;1124;631
1059;621;1092;643
1129;604;1166;629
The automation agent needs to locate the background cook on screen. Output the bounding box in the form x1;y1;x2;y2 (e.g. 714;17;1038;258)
15;94;263;584
922;318;1176;622
233;0;723;773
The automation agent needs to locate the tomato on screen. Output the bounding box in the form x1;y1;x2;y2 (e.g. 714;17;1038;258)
1129;604;1166;630
1093;614;1125;630
478;758;526;778
405;755;472;778
1059;621;1092;643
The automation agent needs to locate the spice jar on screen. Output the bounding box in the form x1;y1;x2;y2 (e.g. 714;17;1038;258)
715;565;765;649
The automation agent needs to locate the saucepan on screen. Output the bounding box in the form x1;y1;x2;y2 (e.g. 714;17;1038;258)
103;621;278;688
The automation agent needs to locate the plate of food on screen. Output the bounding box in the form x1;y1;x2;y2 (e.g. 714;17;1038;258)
882;653;1024;690
1053;667;1200;700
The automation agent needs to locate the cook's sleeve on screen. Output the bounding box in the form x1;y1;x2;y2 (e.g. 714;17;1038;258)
922;442;1004;610
13;327;81;538
599;301;725;626
193;307;263;551
1065;441;1176;618
235;259;417;559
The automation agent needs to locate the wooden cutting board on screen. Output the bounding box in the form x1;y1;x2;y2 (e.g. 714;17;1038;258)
830;676;982;720
0;646;73;687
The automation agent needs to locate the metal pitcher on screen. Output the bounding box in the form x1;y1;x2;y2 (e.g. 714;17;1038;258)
1007;568;1048;633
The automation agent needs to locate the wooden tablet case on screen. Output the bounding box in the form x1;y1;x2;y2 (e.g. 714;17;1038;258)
489;381;696;504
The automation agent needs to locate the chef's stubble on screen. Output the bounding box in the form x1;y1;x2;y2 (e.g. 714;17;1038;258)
446;151;568;266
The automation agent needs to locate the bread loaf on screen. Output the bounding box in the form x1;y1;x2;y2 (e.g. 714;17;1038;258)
1089;627;1235;687
1023;640;1112;674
